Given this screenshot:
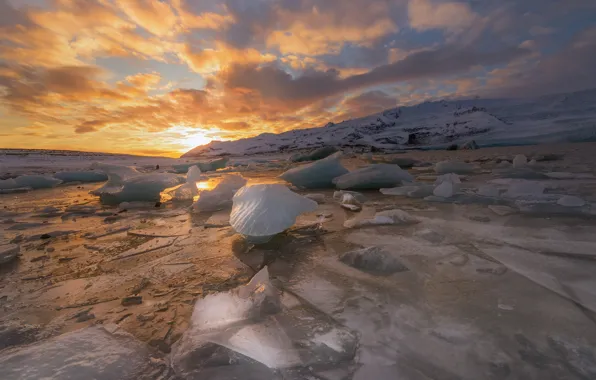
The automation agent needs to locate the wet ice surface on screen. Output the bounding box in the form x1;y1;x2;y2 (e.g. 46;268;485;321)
2;143;596;379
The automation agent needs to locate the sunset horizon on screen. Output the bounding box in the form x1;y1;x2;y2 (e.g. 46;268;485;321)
1;0;595;156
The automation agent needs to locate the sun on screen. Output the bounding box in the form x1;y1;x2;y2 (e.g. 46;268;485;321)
182;131;213;150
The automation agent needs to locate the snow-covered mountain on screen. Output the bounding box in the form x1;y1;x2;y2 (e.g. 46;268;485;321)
183;89;596;157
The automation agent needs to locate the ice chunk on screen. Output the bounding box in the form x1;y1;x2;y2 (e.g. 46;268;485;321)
333;164;413;189
193;174;247;212
435;160;474;174
512;154;527;168
230;184;317;243
340;246;408;275
461;140;479;150
0;325;164;380
333;190;366;203
433;181;454;198
557;195;586;207
171;166;203;201
434;173;461;185
339;193;362;211
173;157;228;173
89;163;140;196
344;209;418;228
98;173;184;204
191;267;281;331
504;181;545;198
280;152;348;188
1;175;62;190
171;267;358;376
0;244;19;264
54;171;108;183
290;146;339;163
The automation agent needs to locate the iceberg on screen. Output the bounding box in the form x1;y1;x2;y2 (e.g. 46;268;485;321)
289;146;338;163
171;166;203;201
98;173;184;204
192;174;247;212
279;152;348;188
340;246;409;275
434;160;474;174
54;171;108;183
333;164;413;189
172;157;228;173
478;185;500;197
230;184;317;243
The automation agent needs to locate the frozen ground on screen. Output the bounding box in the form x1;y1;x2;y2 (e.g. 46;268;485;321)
2;142;596;379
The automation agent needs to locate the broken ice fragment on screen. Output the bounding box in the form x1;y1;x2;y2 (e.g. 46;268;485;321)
54;171;108;183
333;164;413;189
230;184;317;243
434;160;474;174
340;246;409;275
339;193;362;212
557;195;586;207
279;152;348;188
488;205;516;216
380;184;434;198
333;190;366;203
89;162;140;196
113;237;177;260
193;174;247;212
191;267;281;331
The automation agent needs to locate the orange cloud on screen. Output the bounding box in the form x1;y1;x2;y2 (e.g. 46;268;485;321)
117;0;179;37
178;42;276;74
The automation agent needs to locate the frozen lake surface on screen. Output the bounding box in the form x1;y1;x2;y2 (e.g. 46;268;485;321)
2;143;596;379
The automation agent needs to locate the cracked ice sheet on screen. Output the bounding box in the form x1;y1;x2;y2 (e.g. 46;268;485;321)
475;244;596;313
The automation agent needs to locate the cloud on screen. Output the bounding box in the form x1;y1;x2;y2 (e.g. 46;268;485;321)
117;0;179;37
408;0;478;33
178;42;276;74
125;72;162;89
221;44;530;105
341;90;398;118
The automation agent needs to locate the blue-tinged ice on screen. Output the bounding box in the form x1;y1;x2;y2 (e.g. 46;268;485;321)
171;166;203;201
3;175;63;189
89;162;140;196
173;157;228;173
279;152;348;188
98;173;184;204
333;164;413;189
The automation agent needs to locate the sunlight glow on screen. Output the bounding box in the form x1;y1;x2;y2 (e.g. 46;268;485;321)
184;132;213;150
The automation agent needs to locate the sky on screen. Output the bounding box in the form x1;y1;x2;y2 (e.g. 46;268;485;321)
0;0;595;157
